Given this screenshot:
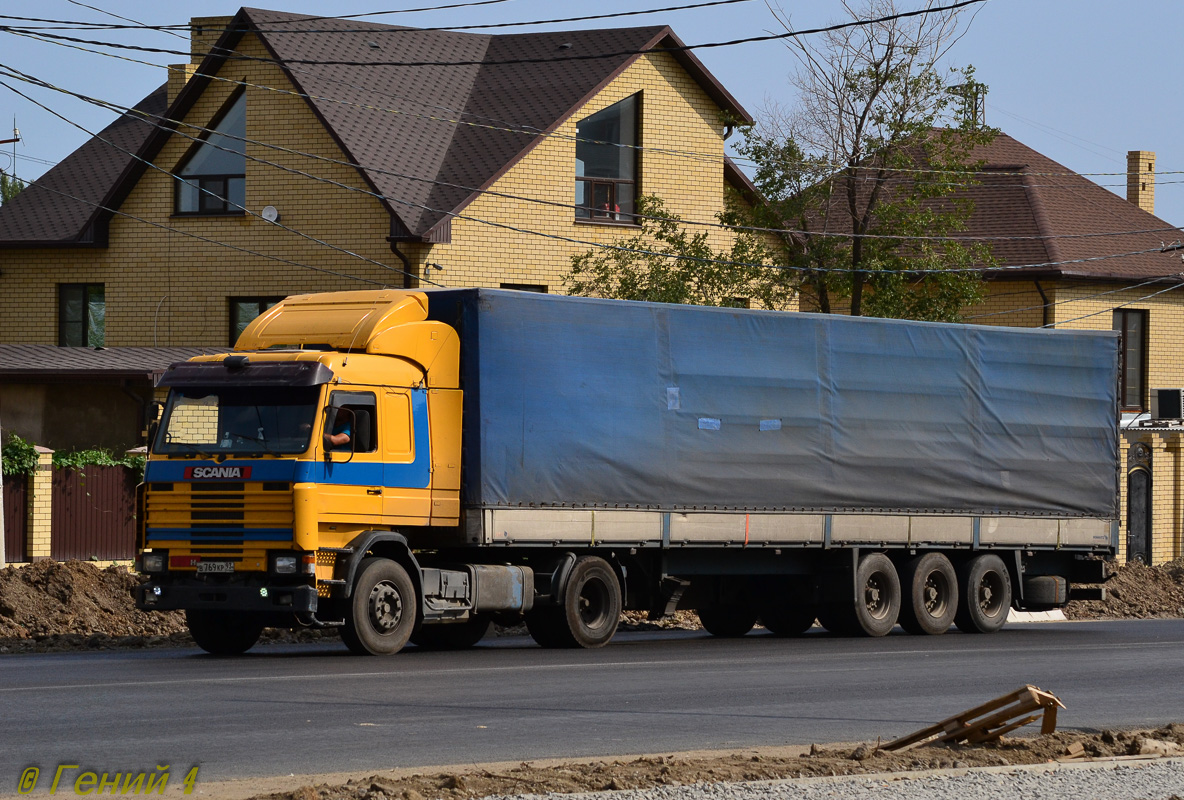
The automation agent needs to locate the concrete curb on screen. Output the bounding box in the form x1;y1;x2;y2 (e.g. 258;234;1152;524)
1007;609;1067;623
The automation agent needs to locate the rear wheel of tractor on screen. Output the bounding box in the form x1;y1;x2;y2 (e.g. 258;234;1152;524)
759;603;816;637
526;556;622;649
698;603;758;637
954;554;1012;634
899;553;958;635
410;616;491;650
185;609;264;655
341;557;417;655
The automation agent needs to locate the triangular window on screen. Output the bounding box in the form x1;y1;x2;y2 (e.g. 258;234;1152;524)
175;92;246;214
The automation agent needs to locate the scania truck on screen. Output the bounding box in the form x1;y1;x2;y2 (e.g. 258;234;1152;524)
135;289;1117;654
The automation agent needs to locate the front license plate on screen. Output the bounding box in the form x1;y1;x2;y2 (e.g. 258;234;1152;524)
195;561;235;574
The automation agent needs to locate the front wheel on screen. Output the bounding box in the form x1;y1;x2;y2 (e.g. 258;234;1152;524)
954;554;1012;634
185;609;264;655
341;558;417;655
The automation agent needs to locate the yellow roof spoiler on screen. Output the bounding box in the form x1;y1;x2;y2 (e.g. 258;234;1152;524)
234;290;459;387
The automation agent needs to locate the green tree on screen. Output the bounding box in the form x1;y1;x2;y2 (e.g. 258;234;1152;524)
565;195;794;310
730;0;999;321
0;170;21;205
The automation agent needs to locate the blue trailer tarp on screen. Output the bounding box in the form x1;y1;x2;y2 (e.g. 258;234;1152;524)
427;290;1119;518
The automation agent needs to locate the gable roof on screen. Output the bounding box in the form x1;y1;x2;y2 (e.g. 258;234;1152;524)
0;86;167;247
0;8;750;247
964;133;1183;283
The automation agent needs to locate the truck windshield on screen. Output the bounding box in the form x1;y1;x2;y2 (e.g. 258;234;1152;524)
155;386;320;456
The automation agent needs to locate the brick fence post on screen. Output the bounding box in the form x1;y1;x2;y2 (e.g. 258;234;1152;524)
27;446;53;561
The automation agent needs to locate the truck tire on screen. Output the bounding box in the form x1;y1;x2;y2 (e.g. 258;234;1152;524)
899;553;958;635
185;609;264;655
698;604;758;637
954;554;1012;634
1022;575;1067;609
759;604;816;637
410;616;491;650
526;556;621;649
341;557;417;655
819;553;901;637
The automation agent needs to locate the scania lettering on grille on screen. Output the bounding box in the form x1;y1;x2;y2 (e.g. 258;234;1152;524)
184;466;252;479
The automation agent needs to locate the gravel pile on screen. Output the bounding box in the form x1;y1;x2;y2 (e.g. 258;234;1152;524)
485;760;1184;800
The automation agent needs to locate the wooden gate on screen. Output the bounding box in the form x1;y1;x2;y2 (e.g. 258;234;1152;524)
51;466;137;561
3;475;27;562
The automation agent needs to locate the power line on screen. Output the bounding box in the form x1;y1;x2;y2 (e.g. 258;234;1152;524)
0;170;386;285
2;1;755;35
11;17;1184;186
8;60;1181;252
0;73;438;287
2;0;987;68
3;61;1182;281
1047;278;1184;328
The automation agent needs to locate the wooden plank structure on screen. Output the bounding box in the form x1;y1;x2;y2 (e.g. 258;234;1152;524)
883;685;1065;752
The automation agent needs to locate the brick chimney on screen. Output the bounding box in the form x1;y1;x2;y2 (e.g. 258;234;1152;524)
1127;150;1155;214
166;15;235;104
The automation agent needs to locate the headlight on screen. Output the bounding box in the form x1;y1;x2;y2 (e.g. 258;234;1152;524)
142;553;165;573
273;555;298;574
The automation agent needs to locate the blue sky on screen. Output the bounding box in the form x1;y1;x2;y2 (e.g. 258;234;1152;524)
2;0;1181;228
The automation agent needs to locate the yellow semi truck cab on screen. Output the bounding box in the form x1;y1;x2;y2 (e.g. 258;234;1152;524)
136;290;516;655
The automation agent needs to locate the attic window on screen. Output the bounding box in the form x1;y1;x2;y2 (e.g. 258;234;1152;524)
175;92;246;215
575;93;639;223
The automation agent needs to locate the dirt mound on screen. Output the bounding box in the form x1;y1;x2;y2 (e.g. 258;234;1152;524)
249;725;1184;800
1065;558;1184;620
0;560;187;651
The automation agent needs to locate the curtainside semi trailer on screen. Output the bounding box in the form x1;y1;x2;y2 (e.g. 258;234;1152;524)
134;289;1118;654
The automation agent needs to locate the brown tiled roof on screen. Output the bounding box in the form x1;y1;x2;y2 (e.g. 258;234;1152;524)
0;345;211;381
965;133;1184;283
0;86;167;246
0;8;750;246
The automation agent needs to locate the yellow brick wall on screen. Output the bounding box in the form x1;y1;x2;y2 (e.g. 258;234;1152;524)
971;281;1049;328
388;50;742;296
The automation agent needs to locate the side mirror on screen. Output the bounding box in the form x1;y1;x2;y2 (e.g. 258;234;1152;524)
146;401;164;450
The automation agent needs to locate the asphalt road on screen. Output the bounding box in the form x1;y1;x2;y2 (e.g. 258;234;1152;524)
1;620;1183;786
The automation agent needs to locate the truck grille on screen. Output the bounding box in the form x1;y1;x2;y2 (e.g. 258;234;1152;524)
145;481;294;545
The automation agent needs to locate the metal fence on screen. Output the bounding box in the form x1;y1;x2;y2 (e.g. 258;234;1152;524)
2;476;27;563
50;466;137;561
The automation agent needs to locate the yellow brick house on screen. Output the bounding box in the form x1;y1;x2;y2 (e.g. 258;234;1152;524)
0;8;754;452
0;8;754;350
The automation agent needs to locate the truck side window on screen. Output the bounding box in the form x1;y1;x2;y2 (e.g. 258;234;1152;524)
328;392;377;453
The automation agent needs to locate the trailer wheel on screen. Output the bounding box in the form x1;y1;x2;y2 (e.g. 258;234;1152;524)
899;553;958;635
759;604;816;637
185;609;264;655
819;553;901;637
526;556;621;649
954;554;1012;634
341;557;417;655
410;616;491;650
698;604;758;637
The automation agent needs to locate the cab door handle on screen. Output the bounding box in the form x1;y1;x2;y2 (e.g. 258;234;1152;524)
367;488;383;495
